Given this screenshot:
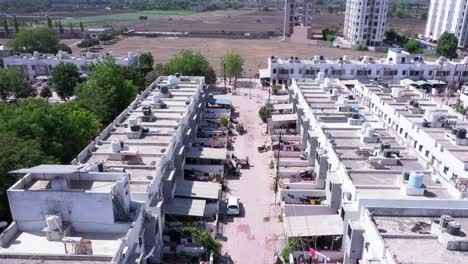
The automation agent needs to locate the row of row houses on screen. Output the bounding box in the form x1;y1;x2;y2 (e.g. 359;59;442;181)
268;74;468;263
0;75;230;263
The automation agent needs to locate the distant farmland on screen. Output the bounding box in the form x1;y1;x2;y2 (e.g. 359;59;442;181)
60;10;194;27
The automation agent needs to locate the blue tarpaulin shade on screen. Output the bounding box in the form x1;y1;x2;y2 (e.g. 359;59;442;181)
207;98;232;105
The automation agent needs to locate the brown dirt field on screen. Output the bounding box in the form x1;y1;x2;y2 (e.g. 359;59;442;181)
71;36;382;74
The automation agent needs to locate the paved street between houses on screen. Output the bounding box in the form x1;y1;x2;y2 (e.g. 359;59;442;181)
218;82;283;264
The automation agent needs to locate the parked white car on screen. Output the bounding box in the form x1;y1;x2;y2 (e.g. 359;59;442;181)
226;197;240;215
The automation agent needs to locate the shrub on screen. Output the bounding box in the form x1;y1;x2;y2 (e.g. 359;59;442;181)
354;44;369;51
77;38;99;48
259;105;269;123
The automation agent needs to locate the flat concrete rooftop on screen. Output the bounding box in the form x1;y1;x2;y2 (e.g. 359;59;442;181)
373;216;468;264
0;231;124;257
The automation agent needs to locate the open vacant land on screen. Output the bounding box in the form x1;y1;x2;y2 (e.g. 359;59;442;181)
71;36;382;74
59;10;194;27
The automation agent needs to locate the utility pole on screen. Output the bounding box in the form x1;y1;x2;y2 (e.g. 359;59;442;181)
266;86;271;134
223;61;227;93
274;132;282;203
249;68;252;99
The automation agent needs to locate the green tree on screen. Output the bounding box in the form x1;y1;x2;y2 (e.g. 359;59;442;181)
219;117;229;128
0;67;35;101
51;62;81;100
0;131;56;222
75;59;138;123
47;16;52;28
139;52;154;75
80;21;84;33
162;50;216;84
145;64;165;86
40;86;52;98
121;66;146;92
0;99;101;163
436;32;459;59
6;27;60;54
69;23;73;33
404;39;422;54
2;17;9;37
13;15;18;33
385;29;398;42
58;21;64;37
57;42;72;54
222;51;244;92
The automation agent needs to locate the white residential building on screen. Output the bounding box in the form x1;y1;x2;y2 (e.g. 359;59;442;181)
0;75;218;264
272;75;468;263
283;0;313;37
343;0;388;47
425;0;468;48
3;51;138;81
263;49;468;86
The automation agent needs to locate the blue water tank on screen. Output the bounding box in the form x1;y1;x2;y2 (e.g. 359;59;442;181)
408;173;424;188
319;55;325;60
413;56;420;62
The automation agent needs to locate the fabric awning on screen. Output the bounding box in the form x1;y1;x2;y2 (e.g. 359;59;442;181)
165;198;206;217
175;180;221;200
414;80;430;86
427;79;447;85
10;165;83;174
284;214;343;237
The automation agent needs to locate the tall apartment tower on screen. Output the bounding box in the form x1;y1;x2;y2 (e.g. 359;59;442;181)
343;0;389;47
425;0;468;48
283;0;313;37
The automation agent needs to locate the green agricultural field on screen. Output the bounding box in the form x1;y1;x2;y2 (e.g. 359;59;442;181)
60;10;194;27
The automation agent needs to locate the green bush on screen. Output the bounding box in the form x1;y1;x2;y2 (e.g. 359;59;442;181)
77;38;99;48
354;44;369;51
259;105;269;123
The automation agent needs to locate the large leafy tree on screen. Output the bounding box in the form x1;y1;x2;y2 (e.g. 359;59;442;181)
6;27;60;54
221;51;244;92
436;32;459;59
162;50;216;84
0;99;101;164
0;67;35;101
0;131;57;222
404;39;422;54
75;59;138;123
139;52;154;75
51;62;81;100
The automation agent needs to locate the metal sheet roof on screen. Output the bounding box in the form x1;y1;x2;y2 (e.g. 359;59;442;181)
165;198;206;217
175;180;221;200
284;214;343;237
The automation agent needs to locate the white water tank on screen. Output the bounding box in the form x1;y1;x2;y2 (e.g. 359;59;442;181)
363;56;370;63
111;140;122;153
128;118;139;127
332;88;340;97
168;75;177;86
323;78;331;88
33;51;39;58
152;94;160;103
438;56;445;64
391;88;404;98
343;55;349;61
317;72;325;82
464;56;468;64
365;127;375;137
46;215;62;231
430;112;440;122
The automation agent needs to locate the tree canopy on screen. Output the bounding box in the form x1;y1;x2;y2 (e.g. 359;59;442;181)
75;59;138;123
6;27;60;54
162;50;216;84
51;62;81;100
139;52;154;75
436;32;459;59
221;51;244;91
0;67;35;101
0;99;101;164
404;39;422;54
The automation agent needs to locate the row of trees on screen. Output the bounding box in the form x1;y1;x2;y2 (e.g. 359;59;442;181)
385;29;459;59
6;27;71;54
